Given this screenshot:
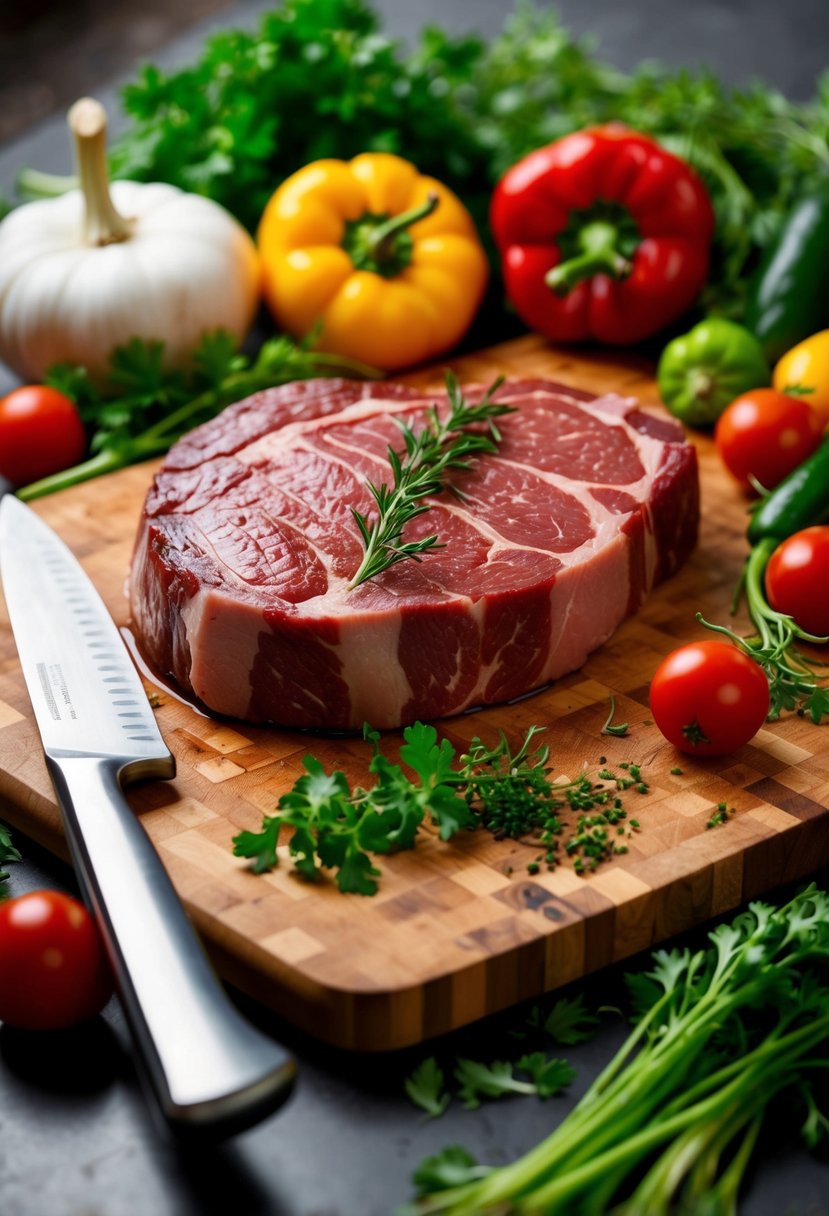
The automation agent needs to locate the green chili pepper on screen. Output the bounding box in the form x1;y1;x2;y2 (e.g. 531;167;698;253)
744;181;829;365
657;317;770;427
747;434;829;545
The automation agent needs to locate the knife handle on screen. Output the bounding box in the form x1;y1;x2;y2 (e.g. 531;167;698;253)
46;754;296;1137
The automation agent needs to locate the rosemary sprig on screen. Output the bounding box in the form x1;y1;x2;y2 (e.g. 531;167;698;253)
699;537;829;722
349;372;511;588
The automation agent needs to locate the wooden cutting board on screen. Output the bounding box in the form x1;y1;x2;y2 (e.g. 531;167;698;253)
2;333;829;1052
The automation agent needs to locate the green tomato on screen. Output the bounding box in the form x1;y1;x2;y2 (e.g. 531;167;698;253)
657;318;771;427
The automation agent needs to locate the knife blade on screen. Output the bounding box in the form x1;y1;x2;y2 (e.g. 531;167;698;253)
0;495;295;1136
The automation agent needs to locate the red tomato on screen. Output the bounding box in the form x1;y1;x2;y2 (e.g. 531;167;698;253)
0;385;87;487
0;890;113;1030
765;526;829;638
714;389;822;492
649;640;770;757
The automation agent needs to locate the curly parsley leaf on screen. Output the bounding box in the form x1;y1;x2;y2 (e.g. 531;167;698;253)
405;1057;451;1120
411;1146;488;1198
543;993;601;1045
232;819;281;876
454;1053;575;1109
233;723;474;895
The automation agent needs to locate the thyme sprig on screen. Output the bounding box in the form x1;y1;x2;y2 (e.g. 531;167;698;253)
699;536;829;722
349;372;511;588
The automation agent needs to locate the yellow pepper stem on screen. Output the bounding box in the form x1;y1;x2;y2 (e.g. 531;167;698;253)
344;192;440;277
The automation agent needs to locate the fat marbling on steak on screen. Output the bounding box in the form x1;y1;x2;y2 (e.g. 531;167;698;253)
129;377;698;730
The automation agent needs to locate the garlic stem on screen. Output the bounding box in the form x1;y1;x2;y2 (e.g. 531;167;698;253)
68;97;133;246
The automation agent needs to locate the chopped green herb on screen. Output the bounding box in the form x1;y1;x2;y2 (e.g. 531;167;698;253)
706;803;733;829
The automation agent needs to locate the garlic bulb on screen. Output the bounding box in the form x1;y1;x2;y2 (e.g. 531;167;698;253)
0;98;260;383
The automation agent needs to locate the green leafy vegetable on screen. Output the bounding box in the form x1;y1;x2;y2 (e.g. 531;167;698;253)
405;1058;451;1120
350;372;510;587
18;330;379;501
402;883;829;1215
21;0;828;319
412;1148;487;1198
233;722;477;895
542;993;601;1046
234;724;649;893
454;1054;575;1109
0;823;21;897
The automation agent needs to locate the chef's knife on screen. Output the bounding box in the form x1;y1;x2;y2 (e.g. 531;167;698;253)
0;495;295;1136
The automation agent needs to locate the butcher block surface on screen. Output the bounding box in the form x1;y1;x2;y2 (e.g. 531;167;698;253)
2;333;829;1051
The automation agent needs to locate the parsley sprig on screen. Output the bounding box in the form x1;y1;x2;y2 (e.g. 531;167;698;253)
405;1046;576;1120
233;724;648;894
454;1054;575;1110
18;330;379;501
233;722;477;895
350;373;510;587
700;535;829;722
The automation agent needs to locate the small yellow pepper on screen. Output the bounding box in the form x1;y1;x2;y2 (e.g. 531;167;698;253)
774;329;829;430
257;153;489;371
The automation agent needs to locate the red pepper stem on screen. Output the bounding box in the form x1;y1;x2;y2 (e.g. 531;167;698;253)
546;220;633;295
368;192;439;256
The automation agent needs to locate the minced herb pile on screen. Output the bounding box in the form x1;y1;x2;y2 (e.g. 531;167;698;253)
232;722;650;894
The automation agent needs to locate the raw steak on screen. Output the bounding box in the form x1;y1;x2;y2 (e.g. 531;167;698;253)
129;377;698;730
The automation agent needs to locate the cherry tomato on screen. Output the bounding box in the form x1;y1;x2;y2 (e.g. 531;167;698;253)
765;526;829;638
714;388;822;492
0;385;87;487
0;890;113;1030
649;640;770;757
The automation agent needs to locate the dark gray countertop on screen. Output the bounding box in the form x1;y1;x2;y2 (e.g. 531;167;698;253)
2;3;829;1214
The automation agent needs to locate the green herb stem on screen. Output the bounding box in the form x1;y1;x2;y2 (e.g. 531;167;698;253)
18;333;381;501
406;886;829;1216
17;447;128;500
698;533;829;721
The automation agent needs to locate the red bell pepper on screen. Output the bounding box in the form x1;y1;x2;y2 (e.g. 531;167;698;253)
490;124;715;346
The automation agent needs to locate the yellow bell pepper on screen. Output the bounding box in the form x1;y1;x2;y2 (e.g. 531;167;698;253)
257;153;489;372
774;329;829;430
